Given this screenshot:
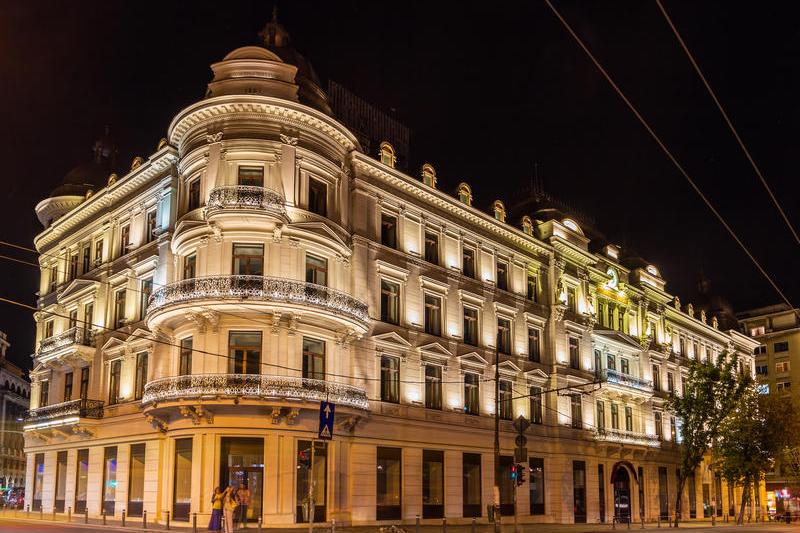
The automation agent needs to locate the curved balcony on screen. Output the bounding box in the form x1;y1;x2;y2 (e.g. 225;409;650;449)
147;275;370;332
37;327;94;365
594;427;660;448
24;399;104;431
204;185;286;218
600;368;653;401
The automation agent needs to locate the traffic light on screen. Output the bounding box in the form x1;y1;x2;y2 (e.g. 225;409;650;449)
298;449;312;470
509;463;518;481
516;464;526;486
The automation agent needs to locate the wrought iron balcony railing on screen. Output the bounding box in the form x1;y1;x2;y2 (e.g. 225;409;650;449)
602;368;653;393
594;427;660;447
148;275;370;329
141;373;369;411
37;327;94;356
205;185;286;217
26;399;104;425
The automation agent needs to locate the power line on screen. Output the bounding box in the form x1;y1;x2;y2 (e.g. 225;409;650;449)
542;0;799;319
655;0;800;247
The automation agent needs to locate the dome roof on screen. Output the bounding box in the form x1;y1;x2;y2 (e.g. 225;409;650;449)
50;130;117;198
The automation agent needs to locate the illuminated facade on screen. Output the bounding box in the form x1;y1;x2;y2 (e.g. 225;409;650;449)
0;331;28;491
25;17;759;525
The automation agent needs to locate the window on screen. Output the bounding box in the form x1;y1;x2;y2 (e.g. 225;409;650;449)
179;337;192;376
134;352;148;400
688;471;697;518
598;464;606;523
464;373;479;415
457;183;472;205
102;447;118;516
679;336;686;355
140;278;153;320
39;380;49;407
611;403;619;429
638;466;646;519
497;318;511;354
83;302;94;335
625;406;633;431
463;307;478;346
114;289;126;329
380;355;399;403
377;447;402;520
183;253;196;280
128;443;146;517
74;449;89;513
658;467;669;521
463;453;482;517
69;308;78;329
173;439;193;521
424;294;442;336
693;341;700;360
756;364;768;376
82;245;91;273
49;265;58;293
670;416;677;441
425;365;442;410
567;286;576;313
145;210;157;243
94;239;104;266
238;166;264;187
462;247;475;278
652;364;661;391
620;358;629;375
777;381;792;392
777;361;791;373
607;354;616;371
754;345;767;355
381;214;397;248
302;337;325;380
528;327;540;362
233;244;263;275
422;450;445;518
305;254;327;286
69;252;78;280
79;367;89;400
496;261;508;291
529;457;545;515
573;461;587;523
296;440;327;523
655;411;663;439
187;178;201;211
596;400;605;429
570;394;582;429
530;386;543;424
109;360;121;405
526;274;537;302
229;331;262;374
32;453;44;511
499;380;513;420
120;225;130;256
775;341;790;353
64;371;73;401
667;371;675;393
424;232;439;264
308;177;327;216
422;164;437;188
568;337;579;369
380;280;400;325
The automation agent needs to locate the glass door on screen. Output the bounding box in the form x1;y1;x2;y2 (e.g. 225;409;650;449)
220;438;264;523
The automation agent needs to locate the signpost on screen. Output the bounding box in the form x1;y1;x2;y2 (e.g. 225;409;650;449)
319;401;335;440
306;401;335;533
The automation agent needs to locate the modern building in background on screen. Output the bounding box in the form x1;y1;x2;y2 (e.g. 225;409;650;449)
0;331;30;491
738;304;800;516
24;15;758;526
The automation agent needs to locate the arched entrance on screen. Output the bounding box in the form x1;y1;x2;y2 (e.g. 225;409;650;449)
611;461;638;522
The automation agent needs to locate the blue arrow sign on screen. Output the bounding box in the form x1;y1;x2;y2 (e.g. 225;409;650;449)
318;401;335;440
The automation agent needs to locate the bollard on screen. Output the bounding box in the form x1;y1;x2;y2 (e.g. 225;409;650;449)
166;509;170;531
332;518;336;533
143;509;147;530
628;517;631;529
85;509;88;524
641;516;645;529
40;506;43;520
26;504;30;519
472;517;477;533
443;517;447;533
613;517;617;530
53;508;56;521
122;509;126;527
416;514;421;533
193;512;198;533
258;516;262;533
102;510;107;525
68;506;72;523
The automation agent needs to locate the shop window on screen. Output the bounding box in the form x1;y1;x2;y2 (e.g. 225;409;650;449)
463;453;482;517
174;439;193;521
529;457;545;515
128;444;146;517
422;450;444;518
102;446;118;516
377;447;402;520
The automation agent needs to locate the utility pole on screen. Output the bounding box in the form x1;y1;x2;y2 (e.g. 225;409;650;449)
493;334;501;533
308;440;316;533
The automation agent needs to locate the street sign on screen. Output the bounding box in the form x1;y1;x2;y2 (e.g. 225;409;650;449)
512;415;530;434
514;447;528;463
515;434;528;447
318;401;335;440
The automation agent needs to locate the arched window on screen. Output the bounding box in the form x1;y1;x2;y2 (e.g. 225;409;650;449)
562;218;583;234
379;142;396;168
521;216;533;235
457;183;472;206
421;164;437;188
492;200;506;223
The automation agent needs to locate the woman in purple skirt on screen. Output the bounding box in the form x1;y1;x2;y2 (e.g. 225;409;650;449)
209;487;224;531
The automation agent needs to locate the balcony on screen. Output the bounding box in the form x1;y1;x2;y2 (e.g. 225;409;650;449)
24;399;104;431
147;275;370;332
594;428;660;448
601;368;653;396
205;185;286;219
37;327;94;364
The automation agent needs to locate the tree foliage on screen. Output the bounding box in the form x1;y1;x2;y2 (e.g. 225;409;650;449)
666;351;751;526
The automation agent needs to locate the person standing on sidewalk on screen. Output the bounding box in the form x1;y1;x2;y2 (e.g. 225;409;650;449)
237;482;251;529
209;487;223;532
222;486;237;533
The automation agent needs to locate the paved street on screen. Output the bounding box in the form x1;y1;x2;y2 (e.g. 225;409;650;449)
0;516;799;533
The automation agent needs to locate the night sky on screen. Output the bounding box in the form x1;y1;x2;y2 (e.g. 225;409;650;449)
1;1;798;370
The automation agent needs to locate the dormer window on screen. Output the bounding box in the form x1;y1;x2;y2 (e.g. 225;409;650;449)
492;200;506;223
562;218;581;233
457;183;472;206
521;216;533;235
421;164;437;188
379;142;396;168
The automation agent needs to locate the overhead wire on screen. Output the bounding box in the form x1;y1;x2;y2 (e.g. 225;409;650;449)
655;0;800;247
542;0;799;319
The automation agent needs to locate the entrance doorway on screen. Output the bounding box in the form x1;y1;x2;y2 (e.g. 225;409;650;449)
220;438;264;523
613;466;632;521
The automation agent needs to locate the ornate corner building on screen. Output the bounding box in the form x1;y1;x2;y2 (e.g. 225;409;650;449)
25;16;759;526
0;331;29;491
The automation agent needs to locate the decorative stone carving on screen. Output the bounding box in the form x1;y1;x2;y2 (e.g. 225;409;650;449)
206;131;223;144
279;133;298;146
131;156;144;170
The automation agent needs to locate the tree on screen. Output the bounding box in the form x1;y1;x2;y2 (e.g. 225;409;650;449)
666;351;750;527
